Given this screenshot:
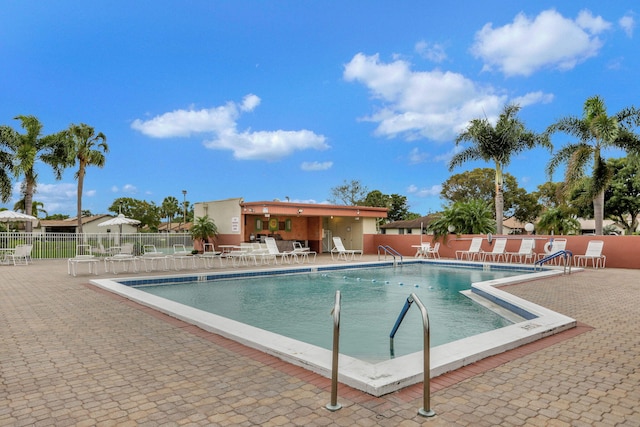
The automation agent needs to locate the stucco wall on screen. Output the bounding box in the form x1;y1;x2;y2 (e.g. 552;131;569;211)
371;234;640;269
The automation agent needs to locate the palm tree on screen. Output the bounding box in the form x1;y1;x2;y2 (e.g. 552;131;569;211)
65;123;108;233
0;130;13;203
190;215;219;251
428;199;496;241
161;196;180;230
547;96;640;235
536;207;580;235
0;115;68;232
14;198;48;218
450;103;550;234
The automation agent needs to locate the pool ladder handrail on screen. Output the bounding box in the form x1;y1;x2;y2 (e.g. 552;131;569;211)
535;250;573;274
377;245;403;265
389;294;435;417
325;290;342;411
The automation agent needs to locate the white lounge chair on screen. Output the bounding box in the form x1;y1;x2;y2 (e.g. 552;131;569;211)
264;237;293;264
482;238;507;262
331;237;363;261
414;243;430;258
68;244;99;276
574;240;606;269
508;239;535;264
139;244;168;272
104;243;138;274
171;244;197;270
291;241;316;263
199;243;223;268
538;238;568;265
455;237;483;261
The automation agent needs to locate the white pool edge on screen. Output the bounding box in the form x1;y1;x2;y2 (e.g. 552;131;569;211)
90;262;577;397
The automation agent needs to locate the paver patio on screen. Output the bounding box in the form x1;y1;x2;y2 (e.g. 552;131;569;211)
1;257;639;426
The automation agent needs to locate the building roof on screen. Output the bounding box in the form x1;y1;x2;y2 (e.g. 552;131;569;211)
38;214;113;228
380;214;437;229
241;200;388;218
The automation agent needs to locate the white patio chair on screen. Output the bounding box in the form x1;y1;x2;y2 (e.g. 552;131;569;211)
104;243;138;274
425;242;440;259
455;237;484;261
574;240;606;269
7;244;33;266
482;238;507;262
171;244;197;270
292;241;316;263
507;239;536;264
264;237;293;264
139;244;169;272
331;237;363;261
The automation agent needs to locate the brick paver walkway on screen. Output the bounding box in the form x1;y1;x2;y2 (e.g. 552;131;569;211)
1;258;639;426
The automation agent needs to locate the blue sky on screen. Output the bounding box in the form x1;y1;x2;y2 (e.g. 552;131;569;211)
1;1;638;217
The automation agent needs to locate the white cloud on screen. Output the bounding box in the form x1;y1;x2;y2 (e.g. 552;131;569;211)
300;161;333;171
619;14;635;37
472;9;611;76
511;91;554;107
415;40;447;63
85;190;96;197
344;53;547;142
408;147;429;164
132;94;329;161
11;182;77;215
407;184;442;197
122;184;137;194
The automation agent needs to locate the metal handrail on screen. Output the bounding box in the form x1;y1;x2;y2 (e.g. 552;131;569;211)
325;290;342;411
535;250;573;274
377;245;403;265
411;294;436;418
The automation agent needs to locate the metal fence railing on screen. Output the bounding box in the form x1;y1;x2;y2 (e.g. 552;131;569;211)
0;232;194;259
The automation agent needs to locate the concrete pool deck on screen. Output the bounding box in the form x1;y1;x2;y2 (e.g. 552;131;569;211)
1;256;639;426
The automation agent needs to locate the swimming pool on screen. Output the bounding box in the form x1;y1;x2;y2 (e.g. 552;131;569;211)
90;259;576;396
134;264;517;362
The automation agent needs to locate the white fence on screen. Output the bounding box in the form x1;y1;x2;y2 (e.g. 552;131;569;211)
0;232;195;259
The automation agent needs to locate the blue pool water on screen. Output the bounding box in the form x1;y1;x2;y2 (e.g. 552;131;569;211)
136;263;527;362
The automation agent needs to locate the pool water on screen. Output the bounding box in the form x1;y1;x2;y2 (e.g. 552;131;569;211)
137;264;523;362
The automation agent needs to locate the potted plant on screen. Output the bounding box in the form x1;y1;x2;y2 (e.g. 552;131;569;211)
189;215;219;253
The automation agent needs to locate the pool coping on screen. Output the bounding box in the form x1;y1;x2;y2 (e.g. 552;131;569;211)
89;260;577;397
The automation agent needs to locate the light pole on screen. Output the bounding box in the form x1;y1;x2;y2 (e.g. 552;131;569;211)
182;190;187;232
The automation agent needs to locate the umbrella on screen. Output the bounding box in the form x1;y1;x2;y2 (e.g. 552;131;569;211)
97;214;141;235
0;210;39;231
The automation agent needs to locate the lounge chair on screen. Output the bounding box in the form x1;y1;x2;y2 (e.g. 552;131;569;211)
425;242;440;259
482;238;507;262
574;240;606;269
264;237;293;264
104;243;138;274
68;244;99;276
199;243;223;268
291;241;316;263
139;244;168;272
455;237;483;261
507;239;535;264
331;236;363;261
171;244;197;270
538;238;568;265
4;244;32;266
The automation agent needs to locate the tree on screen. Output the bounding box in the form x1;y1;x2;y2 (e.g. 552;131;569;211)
0;115;68;231
108;197;161;230
450;104;550;234
329;179;368;205
547;95;640;235
64;123;108;233
441;168;523;215
0;129;13;203
190;215;219;248
536;207;580;235
604;156;640;234
427;199;496;241
13;198;48;218
161;196;180;226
